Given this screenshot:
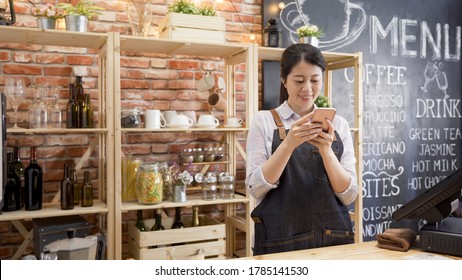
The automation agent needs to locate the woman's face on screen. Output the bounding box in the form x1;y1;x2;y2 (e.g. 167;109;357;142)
283;60;323;116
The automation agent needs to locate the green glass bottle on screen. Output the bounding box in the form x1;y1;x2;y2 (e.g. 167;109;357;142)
81;171;93;207
60;164;74;210
66;83;79;128
191;205;200;227
81;94;93;128
75;76;85;128
135;210;146;231
13;146;24;208
70;168;81;205
151;209;165;231
171;207;184;229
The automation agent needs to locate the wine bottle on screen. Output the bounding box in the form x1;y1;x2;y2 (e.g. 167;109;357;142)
66;83;79;128
70;168;81;205
81;94;93;128
75;76;85;128
171;207;184;229
81;171;93;207
3;152;21;211
151;209;165;231
60;164;74;210
135;210;147;231
13;146;24;208
24;147;43;211
191;205;200;227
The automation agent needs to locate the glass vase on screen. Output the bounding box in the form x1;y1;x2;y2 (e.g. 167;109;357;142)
126;0;154;37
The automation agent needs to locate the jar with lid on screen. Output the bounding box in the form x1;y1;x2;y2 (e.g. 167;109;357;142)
121;108;142;128
193;172;204;187
135;163;163;204
160;162;173;201
202;172;217;200
193;148;204;163
180;148;194;165
214;147;224;161
204;147;215;162
219;172;235;199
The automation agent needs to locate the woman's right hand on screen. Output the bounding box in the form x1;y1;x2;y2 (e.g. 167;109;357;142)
284;112;323;151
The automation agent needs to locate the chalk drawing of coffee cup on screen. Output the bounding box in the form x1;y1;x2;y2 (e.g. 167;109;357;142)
280;0;366;51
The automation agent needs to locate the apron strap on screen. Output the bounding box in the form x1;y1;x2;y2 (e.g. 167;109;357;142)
270;109;286;140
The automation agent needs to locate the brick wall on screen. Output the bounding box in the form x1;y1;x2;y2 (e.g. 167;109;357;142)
0;0;262;259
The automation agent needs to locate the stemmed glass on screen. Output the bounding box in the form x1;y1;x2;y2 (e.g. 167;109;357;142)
4;77;25;129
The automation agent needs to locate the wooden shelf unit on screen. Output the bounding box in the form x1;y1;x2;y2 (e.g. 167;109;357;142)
0;26;115;259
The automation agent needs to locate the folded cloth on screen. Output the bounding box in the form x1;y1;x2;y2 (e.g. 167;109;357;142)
376;228;417;252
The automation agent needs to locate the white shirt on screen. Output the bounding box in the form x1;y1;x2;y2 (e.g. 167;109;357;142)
245;101;359;207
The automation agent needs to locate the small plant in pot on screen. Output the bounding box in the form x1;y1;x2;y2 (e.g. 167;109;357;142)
59;0;104;32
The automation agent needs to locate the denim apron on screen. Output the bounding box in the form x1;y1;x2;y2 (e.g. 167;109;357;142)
251;110;354;255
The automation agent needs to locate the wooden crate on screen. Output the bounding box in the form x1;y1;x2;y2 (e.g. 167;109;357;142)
158;13;225;43
128;215;226;260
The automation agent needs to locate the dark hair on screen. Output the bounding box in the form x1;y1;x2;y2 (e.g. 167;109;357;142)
279;44;326;104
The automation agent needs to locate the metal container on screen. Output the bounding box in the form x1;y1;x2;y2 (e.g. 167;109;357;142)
37;18;57;29
65;15;88;32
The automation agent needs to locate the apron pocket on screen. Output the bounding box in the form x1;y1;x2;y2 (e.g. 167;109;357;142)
322;229;354;247
313;147;340;182
259;231;315;254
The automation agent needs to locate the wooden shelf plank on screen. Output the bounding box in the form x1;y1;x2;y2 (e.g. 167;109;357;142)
0;26;107;49
121;194;249;212
119;35;248;58
258;46;359;65
6;128;108;134
0;200;108;222
121;127;248;133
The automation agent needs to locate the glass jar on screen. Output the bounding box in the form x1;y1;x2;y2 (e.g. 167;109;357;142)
193;148;204;163
202;172;217;200
204;147;215;162
214;147;224;161
135;163;163;204
121;108;141;128
121;156;142;202
160;162;173;201
219;173;235;199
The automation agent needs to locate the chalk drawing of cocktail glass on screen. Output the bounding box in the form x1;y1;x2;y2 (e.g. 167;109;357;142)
436;70;449;99
420;61;438;92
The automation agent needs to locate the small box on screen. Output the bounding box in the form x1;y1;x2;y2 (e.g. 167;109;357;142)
32;215;90;259
128;215;225;260
159;13;226;43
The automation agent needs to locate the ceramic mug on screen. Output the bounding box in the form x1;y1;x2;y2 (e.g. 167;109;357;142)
208;92;227;111
145;109;166;129
163;110;178;124
196;72;215;92
182;111;197;124
171;114;194;125
227;117;242;127
198;114;219;125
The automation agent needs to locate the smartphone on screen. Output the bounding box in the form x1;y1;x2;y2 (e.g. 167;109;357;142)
311;108;336;131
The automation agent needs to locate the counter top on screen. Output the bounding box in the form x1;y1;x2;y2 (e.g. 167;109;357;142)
242;241;461;260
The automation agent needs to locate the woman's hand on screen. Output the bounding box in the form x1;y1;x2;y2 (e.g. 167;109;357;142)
308;118;335;154
284;111;323;152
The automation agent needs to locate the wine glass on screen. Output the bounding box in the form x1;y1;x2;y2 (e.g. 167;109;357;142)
43;86;62;128
4;77;25;128
436;70;449;99
420;61;438;92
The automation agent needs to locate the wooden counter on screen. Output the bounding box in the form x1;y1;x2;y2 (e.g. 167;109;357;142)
243;241;461;260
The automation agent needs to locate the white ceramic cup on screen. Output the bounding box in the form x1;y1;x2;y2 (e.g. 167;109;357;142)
227;117;243;126
196;72;215;92
171;114;193;125
145;109;166;129
163;110;178;124
182;111;197;124
198;114;220;125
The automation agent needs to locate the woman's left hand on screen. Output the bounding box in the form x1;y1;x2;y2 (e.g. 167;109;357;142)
307;119;335;154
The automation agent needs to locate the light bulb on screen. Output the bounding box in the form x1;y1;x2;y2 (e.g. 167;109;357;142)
250;33;256;41
278;2;286;10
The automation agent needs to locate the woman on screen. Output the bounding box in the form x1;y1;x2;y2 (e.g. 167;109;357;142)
245;43;359;255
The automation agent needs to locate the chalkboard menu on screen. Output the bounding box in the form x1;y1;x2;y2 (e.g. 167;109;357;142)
263;0;462;240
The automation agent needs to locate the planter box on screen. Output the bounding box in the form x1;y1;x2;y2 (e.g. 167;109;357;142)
159;13;225;43
128;215;226;260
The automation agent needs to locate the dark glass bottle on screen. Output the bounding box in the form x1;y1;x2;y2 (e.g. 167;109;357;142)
135;210;147;231
171;207;184;229
81;94;93;128
81;171;93;207
75;76;85;128
60;164;74;210
191;205;200;227
66;83;79;128
24;147;43;211
151;209;165;231
70;168;81;205
13;146;24;208
3;152;21;212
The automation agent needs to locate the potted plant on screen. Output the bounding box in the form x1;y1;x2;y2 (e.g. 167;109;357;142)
296;24;323;47
315;95;331;108
59;0;104;32
159;0;225;43
29;2;64;29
